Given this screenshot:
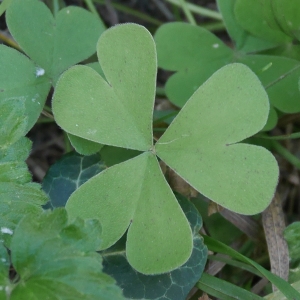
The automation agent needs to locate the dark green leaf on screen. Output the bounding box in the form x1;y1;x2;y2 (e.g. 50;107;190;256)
42;151;106;207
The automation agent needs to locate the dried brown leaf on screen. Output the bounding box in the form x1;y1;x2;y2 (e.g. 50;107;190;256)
262;193;289;291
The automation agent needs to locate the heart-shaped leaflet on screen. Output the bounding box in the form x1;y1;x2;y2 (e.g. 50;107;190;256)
6;0;104;81
52;23;279;274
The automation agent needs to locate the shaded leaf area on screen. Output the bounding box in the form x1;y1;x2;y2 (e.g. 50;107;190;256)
42;151;106;208
216;0;277;53
191;196;243;245
284;222;300;283
2;209;125;300
0;99;47;247
1;0;105;132
235;0;300;55
154;20;300;129
102;195;208;300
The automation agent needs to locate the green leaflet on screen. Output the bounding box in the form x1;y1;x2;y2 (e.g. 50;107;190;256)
66;152;193;274
6;209;125;300
53;24;156;151
67;133;104;156
102;195;207;300
1;0;104;132
53;23;278;274
6;0;104;81
155;64;279;215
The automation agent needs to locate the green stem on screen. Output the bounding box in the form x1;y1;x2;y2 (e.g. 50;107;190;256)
156;87;166;97
84;0;105;27
64;132;72;153
164;0;222;20
272;140;300;170
93;0;162;26
202;21;226;32
179;0;196;25
52;0;59;17
256;132;300;140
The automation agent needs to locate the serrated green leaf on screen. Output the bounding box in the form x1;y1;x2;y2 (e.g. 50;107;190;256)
42;151;105;208
53;24;156;151
0;98;27;148
234;0;290;44
67;133;103;155
284;222;300;267
66;152;193;274
8;209;125;300
156;64;279;215
0;137;31;162
0;46;51;132
102;195;207;300
0;243;10;299
0;161;30;184
217;0;277;53
6;0;105;81
0;182;47;205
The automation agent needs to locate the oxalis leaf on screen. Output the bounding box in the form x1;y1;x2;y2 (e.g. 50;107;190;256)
1;0;104;132
52;23;279;274
154;22;300;124
2;209;125;299
102;195;208;300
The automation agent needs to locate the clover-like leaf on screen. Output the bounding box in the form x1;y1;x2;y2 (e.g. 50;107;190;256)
6;0;104;81
155;22;300;122
102;195;208;300
155;63;279;215
52;24;278;274
6;209;125;299
1;0;104;132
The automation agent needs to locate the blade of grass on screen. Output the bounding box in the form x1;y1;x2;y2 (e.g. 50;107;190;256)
179;0;196;25
84;0;106;27
204;235;300;299
256;132;300;140
197;273;263;299
272;140;300;170
164;0;223;20
93;0;163;26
